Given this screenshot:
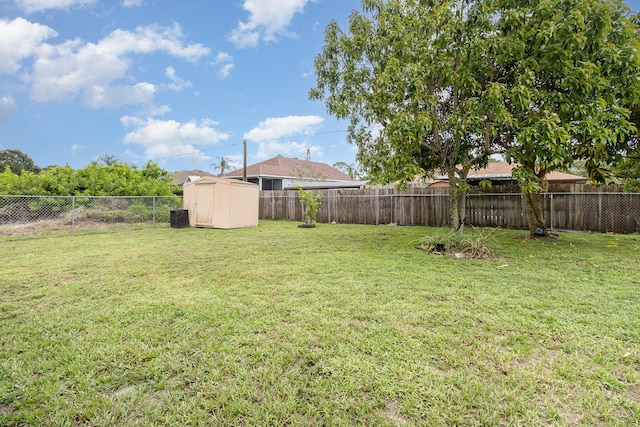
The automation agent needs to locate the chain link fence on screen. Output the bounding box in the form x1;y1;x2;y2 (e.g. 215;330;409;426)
0;196;183;237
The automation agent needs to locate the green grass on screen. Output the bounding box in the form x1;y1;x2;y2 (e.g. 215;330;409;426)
1;221;639;426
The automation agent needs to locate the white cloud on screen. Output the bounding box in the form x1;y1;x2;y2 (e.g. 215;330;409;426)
164;66;192;92
218;63;235;79
30;24;209;107
244;115;324;159
15;0;97;13
99;24;209;62
82;82;156;108
0;17;57;74
70;143;85;154
244;115;324;141
256;140;322;160
0;96;16;122
212;51;234;79
228;0;312;48
147;104;172;117
215;51;233;63
121;0;143;7
121;116;230;161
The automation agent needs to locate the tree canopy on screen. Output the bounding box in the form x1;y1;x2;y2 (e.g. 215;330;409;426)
0;159;174;196
310;0;505;232
495;0;640;233
211;156;231;176
311;0;640;235
0;149;41;175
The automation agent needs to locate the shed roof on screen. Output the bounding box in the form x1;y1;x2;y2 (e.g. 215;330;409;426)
182;176;258;188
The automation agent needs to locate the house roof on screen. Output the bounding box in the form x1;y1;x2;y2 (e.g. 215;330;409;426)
171;169;216;186
223;155;354;181
435;162;587;183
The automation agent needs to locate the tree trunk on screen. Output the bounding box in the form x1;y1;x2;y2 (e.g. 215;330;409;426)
448;174;466;233
523;192;547;236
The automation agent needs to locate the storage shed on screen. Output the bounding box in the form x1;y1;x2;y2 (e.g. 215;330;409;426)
182;177;259;229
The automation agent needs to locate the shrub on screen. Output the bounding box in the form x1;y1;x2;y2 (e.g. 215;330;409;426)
27;197;72;216
418;231;464;253
128;203;153;221
459;229;498;259
294;185;323;225
418;228;498;259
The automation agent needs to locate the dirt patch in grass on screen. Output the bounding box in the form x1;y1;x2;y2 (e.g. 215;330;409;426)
0;402;15;417
0;219;153;236
0;219;101;235
629;383;640;404
558;408;583;426
380;400;407;426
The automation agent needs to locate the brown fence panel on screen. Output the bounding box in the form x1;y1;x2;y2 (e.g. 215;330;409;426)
466;193;528;229
389;188;449;226
259;188;640;234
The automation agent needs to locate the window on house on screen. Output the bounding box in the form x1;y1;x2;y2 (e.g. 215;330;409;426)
262;178;282;190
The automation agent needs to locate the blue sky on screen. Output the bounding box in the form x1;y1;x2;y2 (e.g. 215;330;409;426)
1;0;639;173
0;0;362;172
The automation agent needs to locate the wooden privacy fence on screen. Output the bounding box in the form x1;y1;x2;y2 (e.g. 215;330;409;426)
259;187;640;234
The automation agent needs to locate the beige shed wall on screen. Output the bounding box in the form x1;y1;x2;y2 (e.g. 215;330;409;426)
182;177;259;229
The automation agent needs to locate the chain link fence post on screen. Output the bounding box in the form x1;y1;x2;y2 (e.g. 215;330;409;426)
72;196;76;236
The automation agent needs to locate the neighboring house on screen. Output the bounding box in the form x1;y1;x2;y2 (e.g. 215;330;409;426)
171;170;217;187
423;162;587;187
223;155;368;190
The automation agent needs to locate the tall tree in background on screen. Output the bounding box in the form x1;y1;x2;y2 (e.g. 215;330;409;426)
211;156;231;176
0;149;41;174
310;0;505;233
97;155;121;166
494;0;640;235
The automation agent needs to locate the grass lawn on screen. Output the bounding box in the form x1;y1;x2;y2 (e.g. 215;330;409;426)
1;221;639;426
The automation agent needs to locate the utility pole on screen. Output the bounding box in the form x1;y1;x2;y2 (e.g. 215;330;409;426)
243;139;247;182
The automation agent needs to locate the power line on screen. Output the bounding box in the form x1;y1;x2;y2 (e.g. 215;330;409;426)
153;142;240;160
248;129;349;143
149;128;350;161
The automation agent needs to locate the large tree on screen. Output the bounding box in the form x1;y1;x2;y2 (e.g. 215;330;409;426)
0;149;41;174
311;0;640;236
494;0;640;235
310;0;505;233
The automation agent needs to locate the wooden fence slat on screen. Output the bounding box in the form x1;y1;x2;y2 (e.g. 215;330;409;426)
260;186;640;234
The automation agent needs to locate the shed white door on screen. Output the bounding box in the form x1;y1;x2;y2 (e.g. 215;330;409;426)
195;183;215;226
